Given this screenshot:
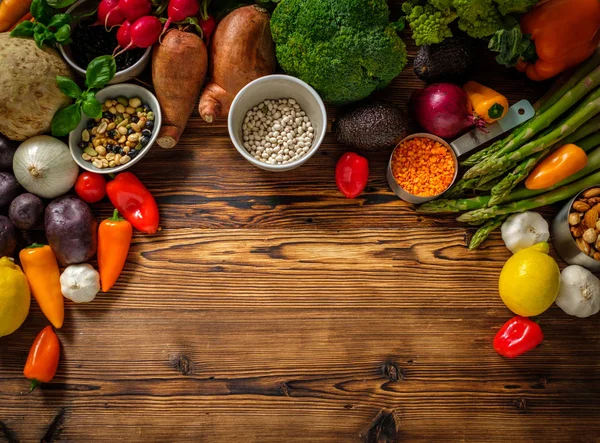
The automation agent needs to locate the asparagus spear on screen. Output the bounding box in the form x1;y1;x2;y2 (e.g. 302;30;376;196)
418;138;600;213
465;87;600;180
464;66;600;179
462;50;600;168
468;215;508;250
487;116;600;206
457;169;600;223
535;48;600;114
441;178;479;199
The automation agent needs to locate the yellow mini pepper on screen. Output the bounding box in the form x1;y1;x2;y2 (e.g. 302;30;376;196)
463;81;508;124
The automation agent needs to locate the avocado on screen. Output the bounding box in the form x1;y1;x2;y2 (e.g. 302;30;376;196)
414;36;475;84
333;101;408;152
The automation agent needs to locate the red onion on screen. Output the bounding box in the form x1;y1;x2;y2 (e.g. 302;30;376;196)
409;83;484;139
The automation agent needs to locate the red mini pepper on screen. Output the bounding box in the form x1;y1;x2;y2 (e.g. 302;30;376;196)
493;316;544;358
335;152;369;199
23;326;60;392
106;172;159;234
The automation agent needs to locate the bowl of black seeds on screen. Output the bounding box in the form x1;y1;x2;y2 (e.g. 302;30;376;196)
59;0;151;84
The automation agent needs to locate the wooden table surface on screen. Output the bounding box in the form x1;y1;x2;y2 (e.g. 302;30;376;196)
2;6;600;441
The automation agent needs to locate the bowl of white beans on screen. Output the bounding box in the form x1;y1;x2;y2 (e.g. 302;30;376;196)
228;75;327;172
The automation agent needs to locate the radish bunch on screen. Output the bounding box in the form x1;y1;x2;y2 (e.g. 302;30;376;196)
99;0;152;29
114;16;162;56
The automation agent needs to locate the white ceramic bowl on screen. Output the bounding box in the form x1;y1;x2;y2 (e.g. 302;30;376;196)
59;0;151;84
228;75;327;172
69;84;162;174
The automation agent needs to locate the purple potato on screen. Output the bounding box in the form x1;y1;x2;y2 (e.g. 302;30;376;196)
0;216;17;258
9;193;44;230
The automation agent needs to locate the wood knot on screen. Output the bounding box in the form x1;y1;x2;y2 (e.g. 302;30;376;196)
279;382;290;397
170;354;195;375
513;398;527;413
360;409;401;443
382;362;404;382
531;376;547;389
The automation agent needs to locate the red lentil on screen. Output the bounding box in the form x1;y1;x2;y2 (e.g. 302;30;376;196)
391;137;455;197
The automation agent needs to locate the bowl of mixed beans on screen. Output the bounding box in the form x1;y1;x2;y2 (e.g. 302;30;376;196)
68;84;162;174
387;133;458;204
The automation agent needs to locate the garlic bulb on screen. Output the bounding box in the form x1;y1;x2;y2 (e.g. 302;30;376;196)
13;136;79;199
60;264;100;303
501;212;550;253
555;265;600;318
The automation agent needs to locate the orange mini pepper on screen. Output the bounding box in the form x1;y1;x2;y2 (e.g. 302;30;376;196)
520;0;600;81
98;210;132;292
526;144;588;190
19;245;64;329
23;325;60;392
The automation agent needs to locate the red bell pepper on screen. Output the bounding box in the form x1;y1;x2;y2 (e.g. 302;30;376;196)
493;316;543;358
106;172;159;234
335;152;369;199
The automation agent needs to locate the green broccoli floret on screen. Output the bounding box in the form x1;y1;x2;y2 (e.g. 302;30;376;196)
429;0;454;10
271;0;407;104
402;1;457;46
453;0;504;39
493;0;538;15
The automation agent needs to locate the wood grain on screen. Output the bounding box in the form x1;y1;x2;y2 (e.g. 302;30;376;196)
1;3;599;442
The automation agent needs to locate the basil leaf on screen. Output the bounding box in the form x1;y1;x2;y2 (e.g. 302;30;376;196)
10;21;36;38
85;55;117;89
54;24;72;44
82;97;102;119
48;13;72;29
81;90;97;101
46;0;78;8
56;76;81;99
31;0;53;25
51;103;82;137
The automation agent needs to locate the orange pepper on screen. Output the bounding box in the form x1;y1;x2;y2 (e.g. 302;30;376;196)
19;245;64;329
23;326;60;392
0;0;32;32
525;144;588;190
98;210;132;292
520;0;600;81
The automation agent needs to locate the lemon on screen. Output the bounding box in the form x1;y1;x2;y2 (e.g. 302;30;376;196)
498;242;560;317
0;257;31;338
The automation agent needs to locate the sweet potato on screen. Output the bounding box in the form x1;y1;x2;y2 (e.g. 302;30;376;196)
199;5;276;123
152;30;208;149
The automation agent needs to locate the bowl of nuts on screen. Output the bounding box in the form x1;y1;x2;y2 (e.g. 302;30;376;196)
552;186;600;272
68;84;162;174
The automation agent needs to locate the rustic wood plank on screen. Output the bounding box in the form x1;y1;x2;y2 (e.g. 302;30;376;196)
0;1;598;441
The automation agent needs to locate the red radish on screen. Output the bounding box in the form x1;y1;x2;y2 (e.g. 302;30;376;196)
106;0;152;27
113;20;135;55
97;0;125;28
409;83;485;139
199;15;216;43
161;0;199;38
114;16;162;57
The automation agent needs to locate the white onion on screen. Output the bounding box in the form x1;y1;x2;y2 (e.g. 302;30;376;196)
13;136;79;199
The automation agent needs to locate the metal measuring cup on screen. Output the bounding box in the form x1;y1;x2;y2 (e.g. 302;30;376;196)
387;100;536;204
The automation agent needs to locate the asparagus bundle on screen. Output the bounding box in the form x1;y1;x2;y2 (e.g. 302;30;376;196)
458;170;600;223
468;216;508;250
487;116;600;206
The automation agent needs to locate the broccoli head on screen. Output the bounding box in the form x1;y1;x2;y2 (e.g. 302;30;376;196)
402;1;457;46
271;0;407;104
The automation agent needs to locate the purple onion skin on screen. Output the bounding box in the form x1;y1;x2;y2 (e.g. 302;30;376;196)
409;83;476;139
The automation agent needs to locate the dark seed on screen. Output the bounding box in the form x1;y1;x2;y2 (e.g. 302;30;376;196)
102;111;112;119
145;120;154;130
142;104;150;111
142;129;152;137
130;115;139;123
78;141;87;149
129;150;138;158
140;136;150;146
127;128;133;135
119;149;125;155
86;120;94;130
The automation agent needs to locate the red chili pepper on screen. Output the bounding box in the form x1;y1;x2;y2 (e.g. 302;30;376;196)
106;172;159;234
493;316;543;358
335;152;369;199
75;172;106;204
23;325;60;392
